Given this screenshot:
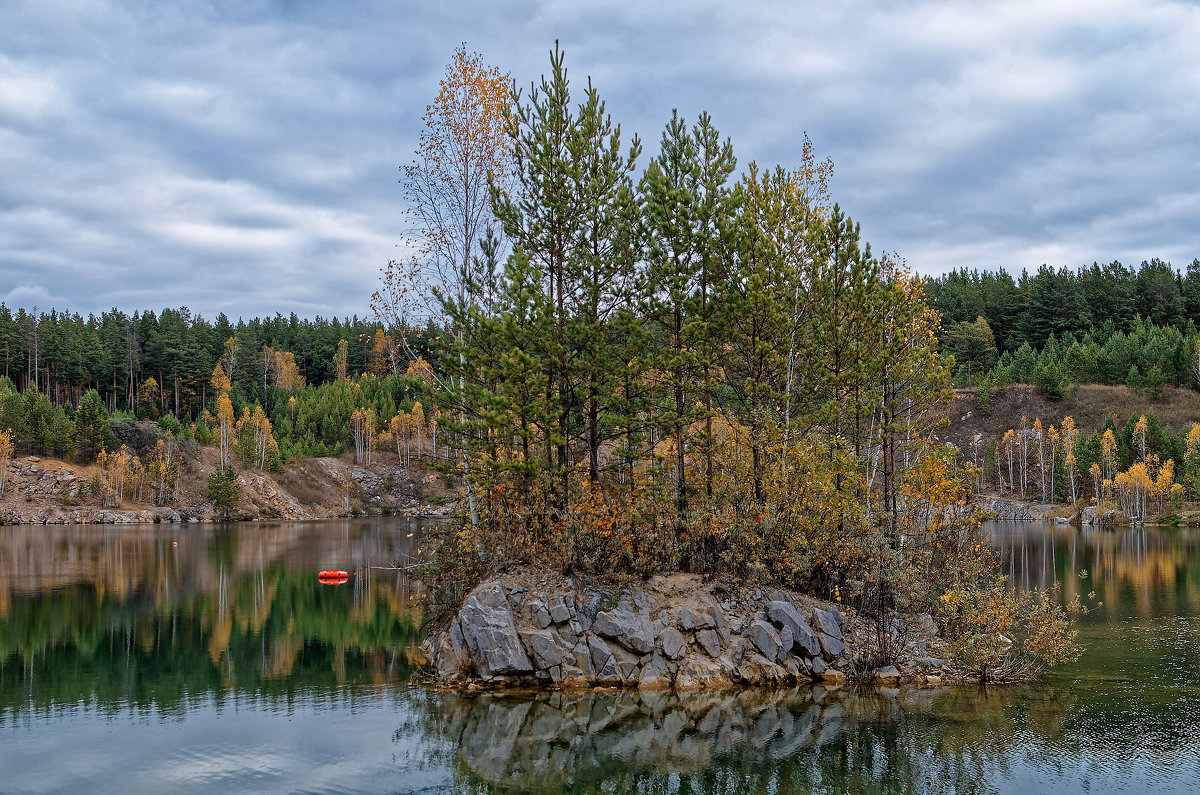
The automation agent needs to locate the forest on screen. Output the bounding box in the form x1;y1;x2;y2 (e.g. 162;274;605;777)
931;261;1200;393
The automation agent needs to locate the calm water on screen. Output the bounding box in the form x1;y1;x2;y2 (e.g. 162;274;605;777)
2;519;1200;793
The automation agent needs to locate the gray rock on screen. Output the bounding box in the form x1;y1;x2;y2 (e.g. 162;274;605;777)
573;642;596;679
475;584;509;610
520;629;564;670
819;632;846;658
431;620;470;678
812;607;841;638
533;605;552;629
594;609;657;655
778;626;794;662
710;604;726;630
678;607;715;631
812;607;846;657
588;635;621;682
458;587;534;676
810;655;827;676
750;619;782;662
696;629;722;658
548;597;571;624
616;660;639;682
915;657;948;668
659;626;687;660
556;622;578;647
765;601;823;657
638;656;668;689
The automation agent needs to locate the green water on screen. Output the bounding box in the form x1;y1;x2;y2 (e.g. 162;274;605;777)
1;520;1198;793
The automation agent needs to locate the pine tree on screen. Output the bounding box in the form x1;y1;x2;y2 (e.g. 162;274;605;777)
641;109;736;512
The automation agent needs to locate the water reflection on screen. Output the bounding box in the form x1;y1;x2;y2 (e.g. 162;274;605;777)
0;520;428;719
4;520;1200;793
406;685;1087;794
990;520;1200;620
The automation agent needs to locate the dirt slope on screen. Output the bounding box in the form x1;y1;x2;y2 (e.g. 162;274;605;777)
0;445;456;525
937;384;1200;451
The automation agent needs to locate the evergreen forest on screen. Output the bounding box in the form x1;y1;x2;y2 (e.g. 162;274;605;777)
931;260;1200;394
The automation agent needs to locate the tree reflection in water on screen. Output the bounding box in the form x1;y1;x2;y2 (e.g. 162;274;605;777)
4;520;1200;793
0;520;426;719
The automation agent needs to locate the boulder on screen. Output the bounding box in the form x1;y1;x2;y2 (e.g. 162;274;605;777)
594;608;656;655
818;631;846;658
696;629;722;658
458;586;534;676
812;607;841;638
778;626;793;662
637;657;670;689
675;656;723;689
587;635;621;682
520;629;564;670
678;607;715;631
530;601;553;629
765;601;822;657
750;619;783;662
709;603;726;630
548;597;571;624
820;668;846;685
659;626;687;660
476;584;509;610
432;620;470;678
910;612;938;637
812;607;846;657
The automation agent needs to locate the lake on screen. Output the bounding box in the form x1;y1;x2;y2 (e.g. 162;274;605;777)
2;519;1199;793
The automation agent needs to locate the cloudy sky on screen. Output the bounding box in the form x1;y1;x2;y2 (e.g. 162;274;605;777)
2;0;1198;321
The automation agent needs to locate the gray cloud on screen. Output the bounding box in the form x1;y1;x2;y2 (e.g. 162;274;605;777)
1;0;1198;321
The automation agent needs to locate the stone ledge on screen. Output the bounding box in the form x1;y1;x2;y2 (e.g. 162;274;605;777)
423;570;861;690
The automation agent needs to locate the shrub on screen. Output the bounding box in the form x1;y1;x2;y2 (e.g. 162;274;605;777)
939;580;1081;682
206;466;239;517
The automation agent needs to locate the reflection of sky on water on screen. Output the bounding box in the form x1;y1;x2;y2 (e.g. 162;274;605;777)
3;690;453;794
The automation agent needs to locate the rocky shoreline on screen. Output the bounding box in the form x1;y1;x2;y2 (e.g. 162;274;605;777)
423;569;952;691
975;496;1072;522
0;453;454;525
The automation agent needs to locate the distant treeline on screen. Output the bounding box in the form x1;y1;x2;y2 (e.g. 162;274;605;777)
0;305;433;417
929;259;1200;392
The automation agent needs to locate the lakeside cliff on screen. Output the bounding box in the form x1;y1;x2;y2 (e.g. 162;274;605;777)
0;448;453;524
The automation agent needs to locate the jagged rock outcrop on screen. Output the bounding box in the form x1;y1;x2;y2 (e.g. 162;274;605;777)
423;570;852;690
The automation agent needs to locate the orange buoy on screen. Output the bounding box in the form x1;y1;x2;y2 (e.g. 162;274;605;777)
318;569;350;580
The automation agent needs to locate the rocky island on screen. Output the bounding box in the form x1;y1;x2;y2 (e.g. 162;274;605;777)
424;569;948;690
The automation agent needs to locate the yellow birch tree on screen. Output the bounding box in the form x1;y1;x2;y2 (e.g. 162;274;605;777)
0;429;12;498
